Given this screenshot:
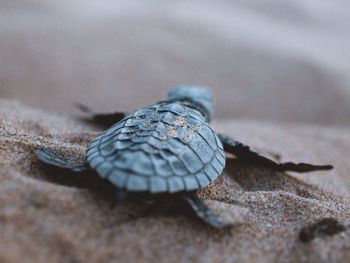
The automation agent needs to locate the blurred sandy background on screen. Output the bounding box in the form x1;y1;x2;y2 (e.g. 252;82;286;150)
1;0;350;125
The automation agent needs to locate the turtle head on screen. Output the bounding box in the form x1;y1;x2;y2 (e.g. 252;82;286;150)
167;85;213;121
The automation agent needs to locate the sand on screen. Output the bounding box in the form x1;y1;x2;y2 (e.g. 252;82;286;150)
1;1;350;262
0;99;349;263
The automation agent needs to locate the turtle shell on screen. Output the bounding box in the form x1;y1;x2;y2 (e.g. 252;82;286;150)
86;101;225;193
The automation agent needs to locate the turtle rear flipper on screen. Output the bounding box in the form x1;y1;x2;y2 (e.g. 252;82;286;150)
36;146;88;172
138;193;224;228
181;193;223;228
75;102;128;128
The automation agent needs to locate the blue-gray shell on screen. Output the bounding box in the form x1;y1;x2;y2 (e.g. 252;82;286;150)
86;101;225;193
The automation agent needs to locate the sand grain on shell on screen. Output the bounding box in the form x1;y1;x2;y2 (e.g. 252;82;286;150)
0;99;349;263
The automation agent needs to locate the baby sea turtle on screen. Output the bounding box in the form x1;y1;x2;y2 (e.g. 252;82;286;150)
37;86;333;228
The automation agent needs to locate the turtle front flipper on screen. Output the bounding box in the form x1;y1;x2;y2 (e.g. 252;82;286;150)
36;146;88;172
218;134;333;173
181;193;223;228
75;102;128;128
